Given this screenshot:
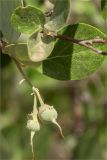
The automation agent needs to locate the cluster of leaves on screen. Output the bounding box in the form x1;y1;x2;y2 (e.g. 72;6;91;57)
0;0;107;80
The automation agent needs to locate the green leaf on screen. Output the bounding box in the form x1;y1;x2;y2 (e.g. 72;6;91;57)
0;0;21;42
27;31;55;62
41;23;106;80
11;6;45;34
4;43;41;67
101;0;107;21
45;0;70;31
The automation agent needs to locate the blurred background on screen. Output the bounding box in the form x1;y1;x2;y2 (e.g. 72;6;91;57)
0;0;107;160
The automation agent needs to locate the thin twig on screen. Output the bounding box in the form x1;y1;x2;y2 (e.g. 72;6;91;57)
12;57;33;88
47;31;107;55
82;37;107;44
56;34;107;55
12;57;44;104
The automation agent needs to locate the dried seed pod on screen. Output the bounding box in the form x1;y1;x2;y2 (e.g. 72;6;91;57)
39;104;64;138
32;87;64;138
39;104;57;121
27;113;40;159
27;93;40;158
27;113;40;132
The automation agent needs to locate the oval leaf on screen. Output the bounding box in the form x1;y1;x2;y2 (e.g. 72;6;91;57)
27;31;55;62
11;6;45;34
45;0;70;31
4;43;41;67
0;0;21;42
42;23;106;80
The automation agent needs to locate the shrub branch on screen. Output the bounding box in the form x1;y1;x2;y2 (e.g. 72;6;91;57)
12;57;33;87
47;31;107;55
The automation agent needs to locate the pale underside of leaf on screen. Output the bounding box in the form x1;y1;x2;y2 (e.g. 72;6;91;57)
27;32;55;62
4;43;41;67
